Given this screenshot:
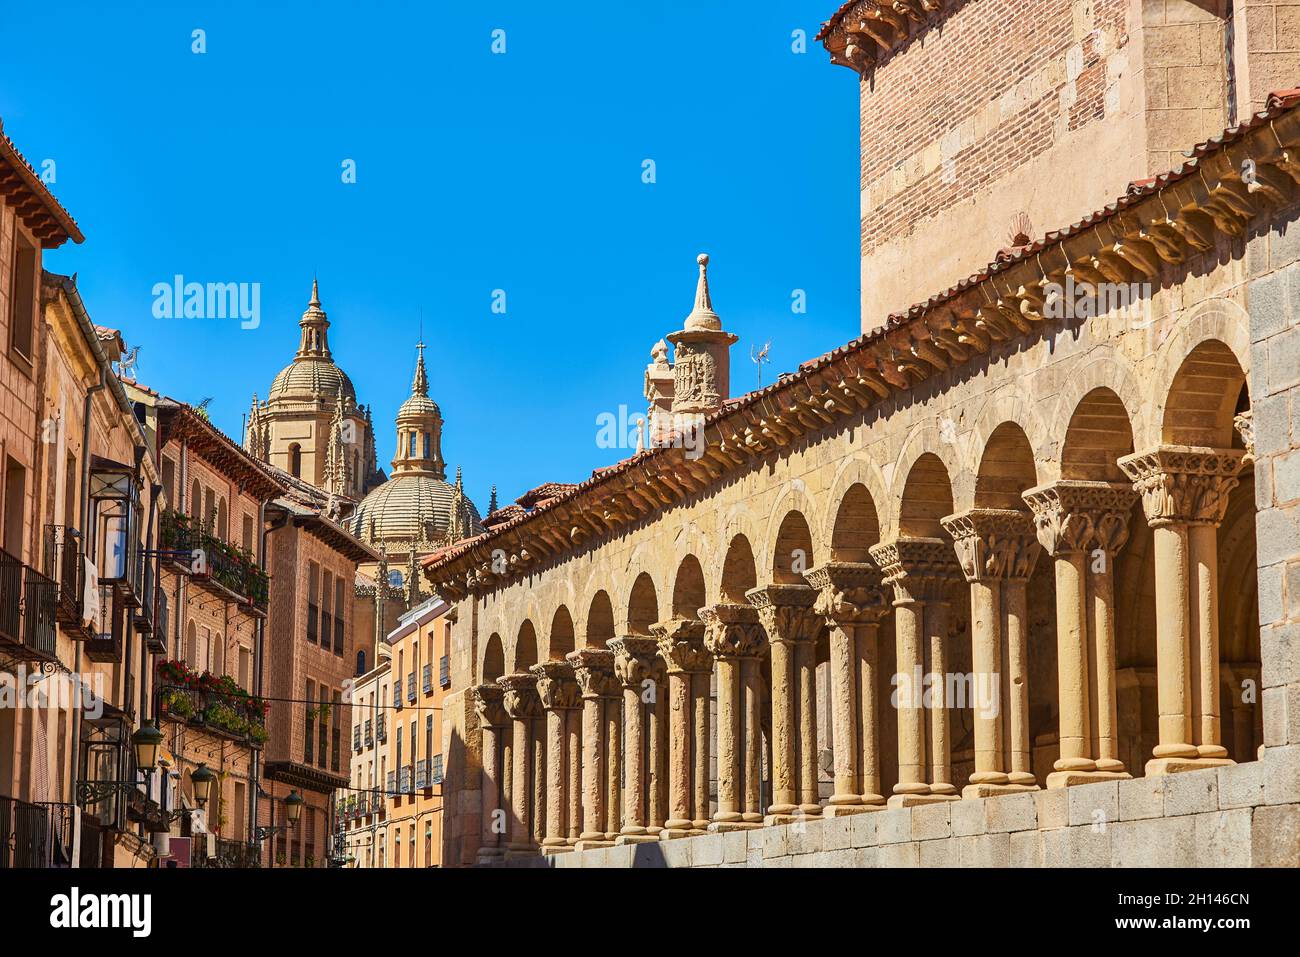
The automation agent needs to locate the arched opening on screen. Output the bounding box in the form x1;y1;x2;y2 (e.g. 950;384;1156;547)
672;555;707;618
548;606;575;661
830;483;880;562
719;535;757;603
898;453;954;539
483;633;505;682
626;573;659;637
585;592;615;649
771;510;815;584
513;621;538;672
356;649;367;676
217;497;228;542
289;443;302;478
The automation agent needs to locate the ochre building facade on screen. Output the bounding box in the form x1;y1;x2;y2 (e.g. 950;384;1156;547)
425;2;1300;867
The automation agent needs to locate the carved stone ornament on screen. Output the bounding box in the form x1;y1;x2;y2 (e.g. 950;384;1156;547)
699;603;767;659
1022;480;1138;556
939;508;1041;582
805;561;891;625
609;636;666;688
471;683;508;728
530;661;581;711
565;648;621;699
1117;446;1244;528
650;618;712;674
498;672;542;721
745;583;820;645
868;538;961;604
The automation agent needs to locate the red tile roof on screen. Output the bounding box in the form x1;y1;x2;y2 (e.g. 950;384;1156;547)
0;117;84;247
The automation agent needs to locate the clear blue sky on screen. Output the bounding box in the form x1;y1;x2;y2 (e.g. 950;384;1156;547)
2;0;860;512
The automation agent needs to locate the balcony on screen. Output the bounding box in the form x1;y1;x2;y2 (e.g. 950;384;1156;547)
439;655;450;689
146;585;168;655
156;660;269;747
195;838;261;869
85;582;122;664
393;685;403;711
406;673;416;703
43;525;89;639
159;509;268;615
0;547;61;665
422;664;432;694
0;796;76;869
430;754;443;786
386;771;397;797
353;726;362;752
415;759;428;791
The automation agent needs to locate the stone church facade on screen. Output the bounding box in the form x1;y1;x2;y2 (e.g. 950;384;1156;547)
424;1;1300;867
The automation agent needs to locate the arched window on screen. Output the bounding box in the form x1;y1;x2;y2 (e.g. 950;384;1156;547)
184;620;197;665
422;433;430;458
189;480;201;520
409;432;418;457
289;443;302;478
217;497;228;541
356;650;367;676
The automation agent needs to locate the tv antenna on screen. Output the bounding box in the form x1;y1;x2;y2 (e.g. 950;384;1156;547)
751;341;771;389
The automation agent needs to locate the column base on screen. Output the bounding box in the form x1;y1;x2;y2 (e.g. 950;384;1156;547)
658;827;695;841
708;820;763;832
1045;769;1132;789
797;803;824;817
504;845;540;860
691;820;711;832
573;839;614;852
962;782;1040;799
615;833;661;845
887;792;960;808
475;847;506;866
1144;756;1234;777
540;844;573;856
822;803;887;818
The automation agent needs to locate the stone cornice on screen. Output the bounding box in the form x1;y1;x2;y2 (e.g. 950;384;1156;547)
423;97;1300;603
940;508;1040;583
1117;445;1245;528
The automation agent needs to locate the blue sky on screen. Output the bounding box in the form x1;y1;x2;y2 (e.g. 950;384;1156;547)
2;0;859;512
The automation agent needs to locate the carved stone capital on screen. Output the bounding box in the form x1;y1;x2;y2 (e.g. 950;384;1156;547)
471;683;508;728
805;561;891;626
1022;480;1137;557
529;661;581;711
650;617;712;674
745;583;820;645
565;648;620;699
1117;445;1244;528
868;538;960;604
1234;410;1254;462
609;636;665;688
940;508;1041;582
498;672;542;721
699;602;766;659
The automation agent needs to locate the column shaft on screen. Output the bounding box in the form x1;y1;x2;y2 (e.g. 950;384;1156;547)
692;671;711;827
1188;523;1226;758
1054;550;1094;769
969;579;1005;784
767;639;797;814
827;624;860;804
925;597;954;793
1003;579;1034;781
621;685;646;834
893;600;928;795
542;709;566;847
796;638;820;812
1152;524;1196;758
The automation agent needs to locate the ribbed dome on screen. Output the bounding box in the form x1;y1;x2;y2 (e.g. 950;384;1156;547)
397;393;440;418
350;472;483;550
269;357;357;401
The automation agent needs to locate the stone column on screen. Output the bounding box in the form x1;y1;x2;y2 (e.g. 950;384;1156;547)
470;684;508;864
1119;445;1244;776
691;670;711;830
498;672;541;857
701;602;766;831
604;685;622;840
565;707;582;843
807;561;892;816
653;618;711;839
1025;480;1139;787
567;648;618;850
942;509;1042;798
610;636;664;844
748;583;821;822
531;661;580;854
871;539;962;808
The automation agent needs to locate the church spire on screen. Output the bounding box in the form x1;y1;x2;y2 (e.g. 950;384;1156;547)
411;340;429;397
683;253;721;332
390;341;446;479
296;276;332;360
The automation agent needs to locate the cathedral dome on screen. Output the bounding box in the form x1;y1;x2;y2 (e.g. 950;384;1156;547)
269;358;356;402
351;471;483;550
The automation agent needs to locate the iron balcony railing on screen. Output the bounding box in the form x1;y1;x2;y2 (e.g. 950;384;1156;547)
376;715;387;741
43;525;84;629
386;771;397;796
398;768;411;795
159;510;267;612
0;547;22;644
0;796;75;869
0;547;59;662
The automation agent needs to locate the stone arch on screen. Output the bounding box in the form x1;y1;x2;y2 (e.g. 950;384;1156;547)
512;620;538;672
829;481;882;562
820;456;889;553
897;452;955;539
1149;300;1251;448
888;424;963;536
770;509;816;584
625;572;659;636
482;633;505;682
714;503;762;578
718;534;758;604
974;421;1038;510
966;387;1050;490
1060;387;1136;483
584;590;615;648
1158;339;1248;448
672;555;708;618
547;605;576;661
1047;351;1147;481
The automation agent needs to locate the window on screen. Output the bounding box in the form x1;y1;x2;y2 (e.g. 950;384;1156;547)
356;649;366;675
216;496;228;541
238;646;251;690
184;620;196;667
425;714;433;771
161;456;176;512
305;679;316;764
306;561;319;644
2;457;26;557
9;229;36;361
425;821;432;867
288;443;301;478
203;488;215;532
189;479;201;520
333;576;346;654
241;513;254;553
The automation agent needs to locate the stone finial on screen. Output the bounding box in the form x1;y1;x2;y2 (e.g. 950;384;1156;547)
411;340;429;397
310;275;321;307
684;253;721;332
